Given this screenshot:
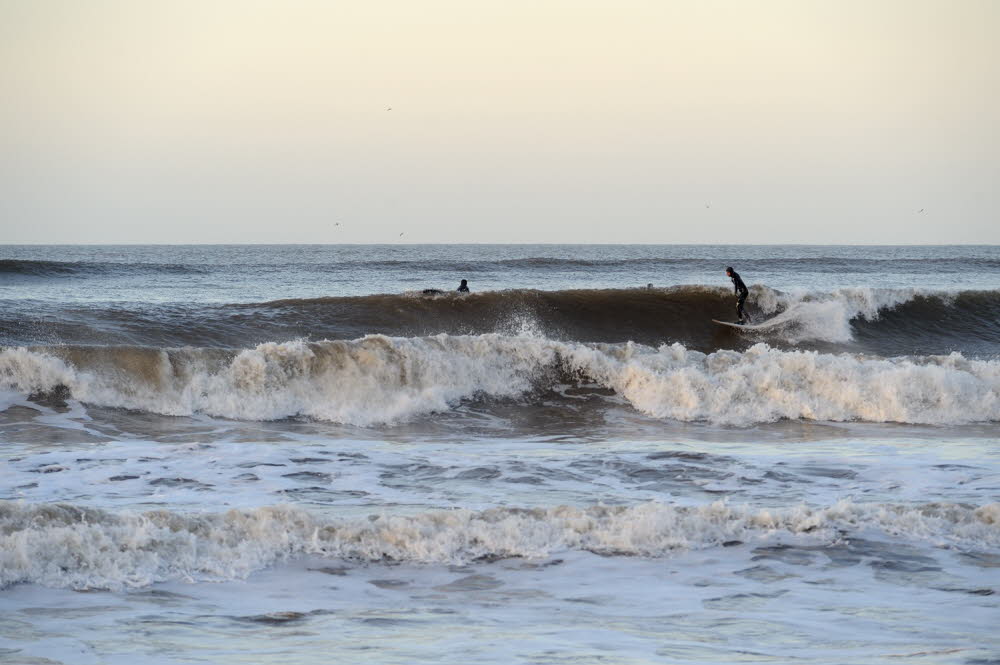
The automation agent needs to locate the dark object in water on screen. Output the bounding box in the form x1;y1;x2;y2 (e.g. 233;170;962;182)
28;384;71;407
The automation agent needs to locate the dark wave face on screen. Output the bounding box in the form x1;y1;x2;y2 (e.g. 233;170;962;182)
2;286;999;358
850;290;1000;355
243;287;735;349
2;287;730;349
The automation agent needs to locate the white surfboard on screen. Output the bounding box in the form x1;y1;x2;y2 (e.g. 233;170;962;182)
711;318;776;331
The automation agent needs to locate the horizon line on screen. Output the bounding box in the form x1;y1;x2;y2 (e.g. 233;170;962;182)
3;242;999;248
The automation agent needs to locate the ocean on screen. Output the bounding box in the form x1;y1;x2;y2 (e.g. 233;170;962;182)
1;244;998;664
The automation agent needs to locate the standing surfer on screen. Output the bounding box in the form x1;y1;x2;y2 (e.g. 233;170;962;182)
725;266;749;324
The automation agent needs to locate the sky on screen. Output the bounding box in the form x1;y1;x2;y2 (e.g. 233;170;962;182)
1;0;997;244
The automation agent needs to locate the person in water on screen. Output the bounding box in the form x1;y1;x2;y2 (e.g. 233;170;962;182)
725;266;749;323
457;279;469;293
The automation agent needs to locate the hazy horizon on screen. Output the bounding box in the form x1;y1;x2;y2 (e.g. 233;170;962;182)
2;0;997;244
4;241;1000;247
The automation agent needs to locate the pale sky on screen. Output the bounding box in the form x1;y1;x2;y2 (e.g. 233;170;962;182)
1;0;997;244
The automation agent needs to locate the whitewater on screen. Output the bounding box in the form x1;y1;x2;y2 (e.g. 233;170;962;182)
1;244;999;665
3;336;999;426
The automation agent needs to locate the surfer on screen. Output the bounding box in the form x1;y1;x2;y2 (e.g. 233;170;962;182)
457;279;469;293
725;266;749;324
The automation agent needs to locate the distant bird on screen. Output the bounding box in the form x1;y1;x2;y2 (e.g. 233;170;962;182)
917;208;925;213
387;107;392;111
705;204;710;209
334;222;340;226
399;232;404;237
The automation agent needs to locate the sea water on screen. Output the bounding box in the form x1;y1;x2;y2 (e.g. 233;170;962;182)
1;244;998;664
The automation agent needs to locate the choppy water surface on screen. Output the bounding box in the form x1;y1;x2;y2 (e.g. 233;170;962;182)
1;245;998;664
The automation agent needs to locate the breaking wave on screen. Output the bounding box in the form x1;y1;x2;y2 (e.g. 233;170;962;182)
4;286;998;356
2;499;996;590
2;335;998;426
244;285;1000;350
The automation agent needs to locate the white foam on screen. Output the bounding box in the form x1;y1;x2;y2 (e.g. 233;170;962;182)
2;499;997;590
568;342;1000;425
749;286;934;344
2;336;998;426
0;347;78;395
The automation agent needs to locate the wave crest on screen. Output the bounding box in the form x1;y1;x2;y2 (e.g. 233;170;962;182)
4;287;998;357
3;335;999;426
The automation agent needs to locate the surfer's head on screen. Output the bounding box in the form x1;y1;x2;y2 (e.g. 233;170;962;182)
460;279;467;287
725;266;734;276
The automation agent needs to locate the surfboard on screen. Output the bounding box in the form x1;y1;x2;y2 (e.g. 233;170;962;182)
712;319;771;331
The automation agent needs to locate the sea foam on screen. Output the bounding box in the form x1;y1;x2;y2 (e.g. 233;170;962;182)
2;335;998;426
2;500;997;590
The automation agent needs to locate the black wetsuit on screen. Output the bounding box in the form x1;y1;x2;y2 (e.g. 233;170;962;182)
730;270;749;322
457;281;469;293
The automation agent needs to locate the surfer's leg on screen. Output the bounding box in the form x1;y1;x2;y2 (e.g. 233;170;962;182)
736;293;747;322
